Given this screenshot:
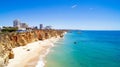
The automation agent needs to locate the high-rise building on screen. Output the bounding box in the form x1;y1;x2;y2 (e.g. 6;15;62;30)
13;19;21;28
20;23;28;28
13;19;28;30
39;24;43;29
0;26;2;32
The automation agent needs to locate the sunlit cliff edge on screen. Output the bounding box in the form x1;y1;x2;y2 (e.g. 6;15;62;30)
0;30;66;67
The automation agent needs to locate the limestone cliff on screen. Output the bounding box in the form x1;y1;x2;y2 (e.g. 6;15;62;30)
0;30;66;67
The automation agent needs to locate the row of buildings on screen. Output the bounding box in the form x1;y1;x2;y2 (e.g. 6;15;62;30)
13;19;28;30
13;19;44;30
0;19;52;32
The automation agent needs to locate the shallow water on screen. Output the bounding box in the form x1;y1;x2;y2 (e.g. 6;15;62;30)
45;30;120;67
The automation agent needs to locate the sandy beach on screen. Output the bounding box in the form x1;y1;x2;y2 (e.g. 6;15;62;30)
6;36;61;67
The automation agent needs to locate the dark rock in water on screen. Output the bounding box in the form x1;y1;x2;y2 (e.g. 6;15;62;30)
74;42;77;44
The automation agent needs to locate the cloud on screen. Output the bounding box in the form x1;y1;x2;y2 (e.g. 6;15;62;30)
71;5;77;8
89;8;94;10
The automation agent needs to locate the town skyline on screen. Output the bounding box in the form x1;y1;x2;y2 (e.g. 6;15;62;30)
0;19;52;30
0;0;120;30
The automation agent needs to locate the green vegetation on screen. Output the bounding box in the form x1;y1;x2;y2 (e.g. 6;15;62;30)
1;27;18;33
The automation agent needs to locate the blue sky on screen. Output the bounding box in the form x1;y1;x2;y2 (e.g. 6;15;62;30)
0;0;120;30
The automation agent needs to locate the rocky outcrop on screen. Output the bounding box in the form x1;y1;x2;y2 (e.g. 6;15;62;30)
0;30;66;67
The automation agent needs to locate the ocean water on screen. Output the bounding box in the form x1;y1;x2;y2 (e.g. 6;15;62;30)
44;30;120;67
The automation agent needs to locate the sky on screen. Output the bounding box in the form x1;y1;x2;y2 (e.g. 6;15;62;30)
0;0;120;30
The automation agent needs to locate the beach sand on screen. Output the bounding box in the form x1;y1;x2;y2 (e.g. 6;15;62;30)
6;37;60;67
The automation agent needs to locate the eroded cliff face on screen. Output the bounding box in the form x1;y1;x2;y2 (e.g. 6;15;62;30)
0;30;66;67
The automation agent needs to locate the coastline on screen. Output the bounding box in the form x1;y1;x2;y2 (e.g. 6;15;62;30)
6;36;61;67
35;32;67;67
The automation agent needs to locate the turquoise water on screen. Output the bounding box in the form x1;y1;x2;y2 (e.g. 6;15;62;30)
45;30;120;67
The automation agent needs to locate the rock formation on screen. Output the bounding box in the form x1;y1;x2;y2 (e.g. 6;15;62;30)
0;30;66;67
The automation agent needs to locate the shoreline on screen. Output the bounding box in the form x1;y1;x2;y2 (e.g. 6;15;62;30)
6;36;61;67
36;32;67;67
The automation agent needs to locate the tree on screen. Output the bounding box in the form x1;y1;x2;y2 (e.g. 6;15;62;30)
1;27;18;32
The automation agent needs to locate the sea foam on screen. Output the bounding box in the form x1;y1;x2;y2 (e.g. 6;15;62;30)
35;37;60;67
